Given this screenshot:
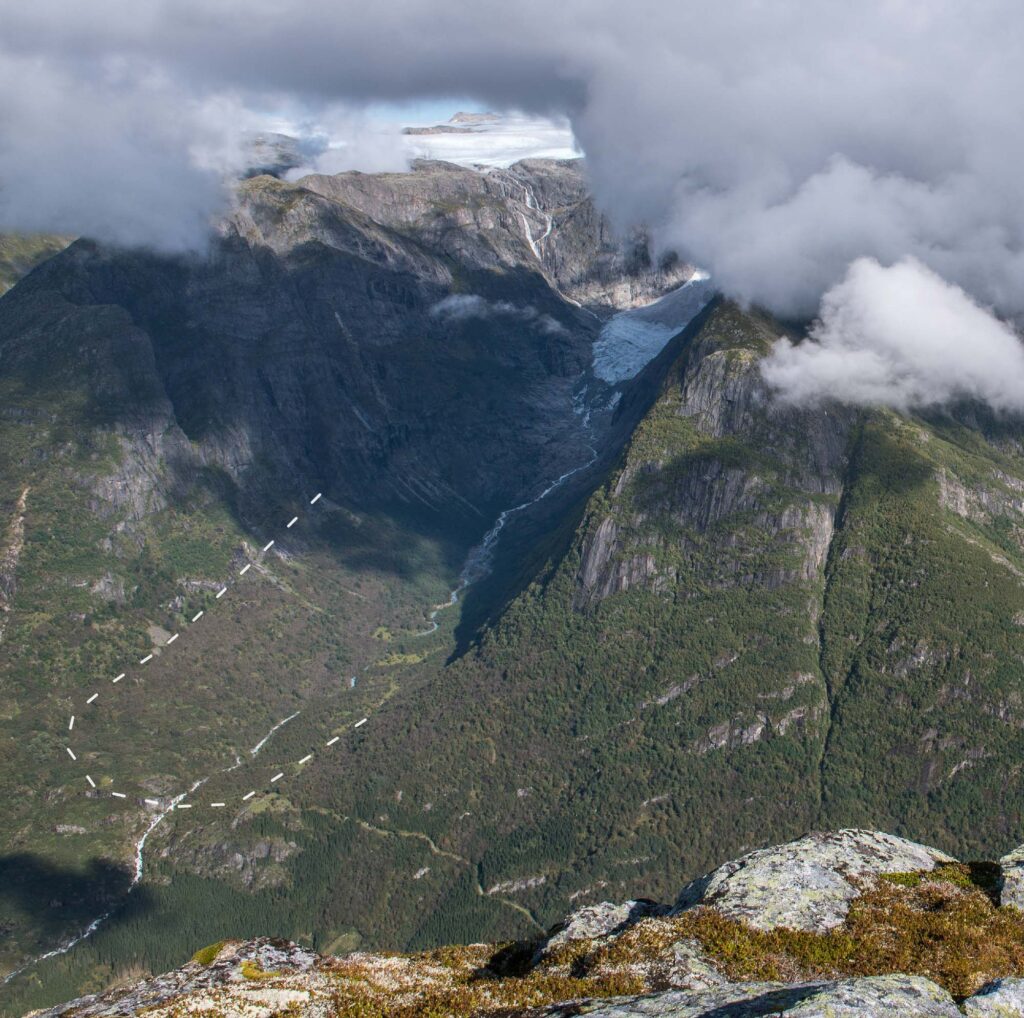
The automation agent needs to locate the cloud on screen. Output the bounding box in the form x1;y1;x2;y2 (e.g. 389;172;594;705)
5;0;1024;329
761;258;1024;412
430;294;568;334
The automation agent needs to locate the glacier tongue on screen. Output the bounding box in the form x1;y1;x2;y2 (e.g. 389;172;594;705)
593;273;715;384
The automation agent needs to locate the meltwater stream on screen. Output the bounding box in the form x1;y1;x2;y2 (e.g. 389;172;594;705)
415;445;598;636
4;714;298;986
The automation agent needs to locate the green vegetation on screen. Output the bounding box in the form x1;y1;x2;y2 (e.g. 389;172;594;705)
5;292;1024;1018
0;232;72;294
190;941;226;966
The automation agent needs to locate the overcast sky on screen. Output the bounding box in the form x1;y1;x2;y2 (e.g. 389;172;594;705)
3;0;1024;409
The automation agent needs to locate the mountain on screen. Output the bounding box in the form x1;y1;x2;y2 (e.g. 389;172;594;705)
3;156;1024;1017
26;828;1024;1017
0;157;695;1013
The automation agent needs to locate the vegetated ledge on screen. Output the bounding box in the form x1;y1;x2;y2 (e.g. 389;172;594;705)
28;829;1024;1017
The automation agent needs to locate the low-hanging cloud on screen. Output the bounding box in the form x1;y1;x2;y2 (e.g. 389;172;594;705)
430;294;567;335
7;0;1024;331
762;258;1024;413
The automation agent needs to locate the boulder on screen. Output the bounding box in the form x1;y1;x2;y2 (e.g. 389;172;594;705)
544;975;962;1017
674;829;954;930
964;977;1024;1016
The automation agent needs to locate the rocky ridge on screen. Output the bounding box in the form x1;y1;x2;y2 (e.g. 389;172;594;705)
28;829;1024;1017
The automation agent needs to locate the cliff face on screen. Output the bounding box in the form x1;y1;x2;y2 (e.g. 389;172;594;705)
28;829;1024;1017
303;296;1024;964
574;303;854;606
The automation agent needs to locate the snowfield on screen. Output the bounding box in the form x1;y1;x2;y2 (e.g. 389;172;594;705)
593;273;716;384
403;112;579;167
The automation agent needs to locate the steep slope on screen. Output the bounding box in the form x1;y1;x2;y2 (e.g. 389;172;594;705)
0;233;72;294
0;158;699;1002
278;300;1024;953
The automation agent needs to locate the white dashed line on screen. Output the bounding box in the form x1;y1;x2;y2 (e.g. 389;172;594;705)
57;488;367;812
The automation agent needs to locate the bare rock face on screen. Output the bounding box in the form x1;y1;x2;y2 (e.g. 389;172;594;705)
540;898;668;952
0;159;682;545
965;978;1024;1016
673;829;955;931
573;303;854;609
1000;845;1024;910
543;976;965;1017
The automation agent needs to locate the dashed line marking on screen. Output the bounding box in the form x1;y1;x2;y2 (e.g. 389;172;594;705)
58;487;340;810
354;718;368;728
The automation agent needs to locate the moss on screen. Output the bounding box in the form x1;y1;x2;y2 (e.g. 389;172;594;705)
191;940;227;966
669;872;1024;1000
240;959;281;980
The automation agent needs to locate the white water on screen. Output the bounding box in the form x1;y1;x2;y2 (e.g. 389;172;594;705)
250;711;300;756
4;721;294;986
416;444;598;635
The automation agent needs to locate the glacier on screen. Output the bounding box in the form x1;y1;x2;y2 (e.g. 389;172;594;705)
592;273;716;384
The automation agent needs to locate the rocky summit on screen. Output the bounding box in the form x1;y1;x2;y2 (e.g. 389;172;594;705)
28;829;1024;1017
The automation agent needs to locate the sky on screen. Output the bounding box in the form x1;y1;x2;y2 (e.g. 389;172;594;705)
2;0;1024;410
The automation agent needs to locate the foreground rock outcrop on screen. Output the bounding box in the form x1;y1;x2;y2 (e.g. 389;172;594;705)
30;829;1024;1017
